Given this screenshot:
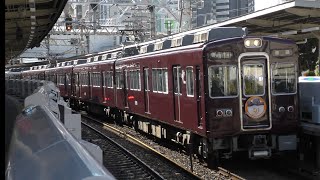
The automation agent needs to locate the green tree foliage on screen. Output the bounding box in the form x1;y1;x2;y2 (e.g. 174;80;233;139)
298;38;319;72
315;57;320;76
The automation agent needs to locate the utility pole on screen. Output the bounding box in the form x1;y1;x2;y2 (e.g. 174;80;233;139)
90;3;98;35
148;5;156;38
45;35;50;58
178;0;183;32
86;35;90;54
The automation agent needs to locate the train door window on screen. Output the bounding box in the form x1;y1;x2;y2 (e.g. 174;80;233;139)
86;73;89;86
129;71;133;89
129;70;139;91
102;72;105;87
271;63;296;94
92;73;95;87
186;66;194;96
144;68;149;91
116;71;123;89
81;73;85;86
125;70;128;90
173;66;182;94
243;64;265;96
79;73;82;86
60;75;64;85
75;73;79;86
105;71;113;88
66;74;71;86
208;66;238;98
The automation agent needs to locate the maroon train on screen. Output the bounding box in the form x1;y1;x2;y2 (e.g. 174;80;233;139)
20;27;299;165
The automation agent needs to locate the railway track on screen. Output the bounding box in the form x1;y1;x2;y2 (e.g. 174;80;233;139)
82;115;203;180
82;122;164;179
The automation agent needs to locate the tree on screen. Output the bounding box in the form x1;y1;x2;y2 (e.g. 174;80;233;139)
315;57;320;76
298;38;319;73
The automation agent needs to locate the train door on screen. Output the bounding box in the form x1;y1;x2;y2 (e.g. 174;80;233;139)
102;71;106;102
239;53;271;131
66;73;71;96
172;65;182;122
143;67;150;113
195;66;203;127
71;72;76;96
75;73;80;97
89;72;92;99
123;70;128;107
64;73;67;93
79;73;82;98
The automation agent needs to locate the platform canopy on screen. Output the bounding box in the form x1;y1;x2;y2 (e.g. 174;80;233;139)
5;0;68;63
190;0;320;41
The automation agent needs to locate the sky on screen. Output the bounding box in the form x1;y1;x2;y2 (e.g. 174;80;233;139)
255;0;288;11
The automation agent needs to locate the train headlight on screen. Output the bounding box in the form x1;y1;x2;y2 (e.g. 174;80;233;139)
216;110;223;117
279;107;285;113
287;106;294;112
244;38;262;48
253;40;261;46
244;40;251;47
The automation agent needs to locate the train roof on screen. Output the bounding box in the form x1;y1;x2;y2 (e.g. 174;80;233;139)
48;27;247;67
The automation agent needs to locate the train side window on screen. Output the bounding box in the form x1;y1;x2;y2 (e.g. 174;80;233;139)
157;69;163;92
208;65;238;98
271;63;296;94
82;73;88;86
163;69;168;93
152;68;168;93
91;72;101;87
186;67;194;96
152;69;158;92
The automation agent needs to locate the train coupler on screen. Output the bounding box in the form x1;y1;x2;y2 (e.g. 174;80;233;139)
248;135;272;159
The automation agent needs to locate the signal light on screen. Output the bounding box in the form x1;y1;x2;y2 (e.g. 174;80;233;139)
65;17;73;31
66;26;72;31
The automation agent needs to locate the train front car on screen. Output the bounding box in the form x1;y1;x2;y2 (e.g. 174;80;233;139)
203;37;298;162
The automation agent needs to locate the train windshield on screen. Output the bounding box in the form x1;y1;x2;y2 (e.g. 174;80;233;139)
208;66;238;98
243;64;265;96
271;63;296;94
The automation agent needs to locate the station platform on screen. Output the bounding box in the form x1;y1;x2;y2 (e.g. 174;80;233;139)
5;95;23;167
5;80;115;180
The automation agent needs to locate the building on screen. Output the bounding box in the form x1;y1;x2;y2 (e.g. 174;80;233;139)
192;0;255;27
